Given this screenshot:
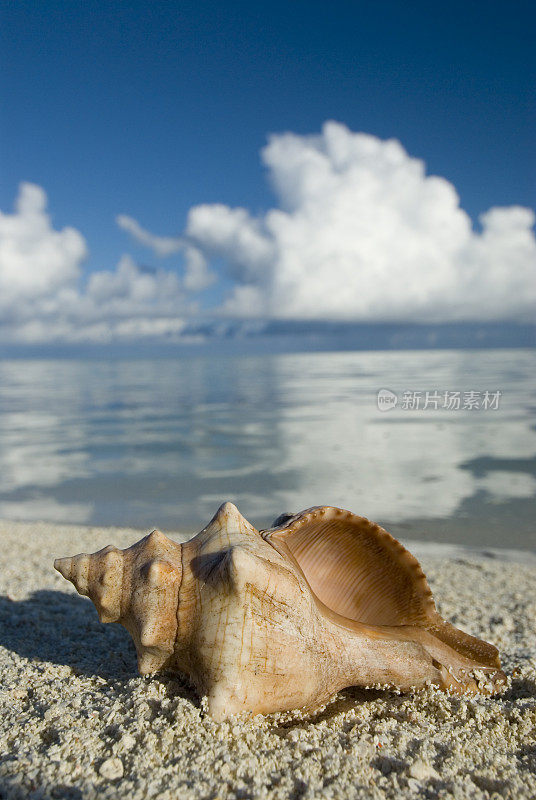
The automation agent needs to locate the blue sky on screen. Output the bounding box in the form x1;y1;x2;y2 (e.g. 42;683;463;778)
0;0;535;345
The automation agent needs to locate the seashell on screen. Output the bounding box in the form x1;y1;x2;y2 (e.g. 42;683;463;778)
54;503;506;720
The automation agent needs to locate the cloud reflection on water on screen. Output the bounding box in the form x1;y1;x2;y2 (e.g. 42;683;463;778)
0;350;534;536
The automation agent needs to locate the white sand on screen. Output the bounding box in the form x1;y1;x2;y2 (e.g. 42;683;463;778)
0;519;535;800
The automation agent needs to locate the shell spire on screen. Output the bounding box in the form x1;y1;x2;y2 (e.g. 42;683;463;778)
55;531;183;673
55;504;506;720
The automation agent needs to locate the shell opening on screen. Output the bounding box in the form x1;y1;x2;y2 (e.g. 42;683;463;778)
268;509;434;627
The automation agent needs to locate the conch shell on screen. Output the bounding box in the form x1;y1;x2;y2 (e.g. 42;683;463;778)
55;503;505;720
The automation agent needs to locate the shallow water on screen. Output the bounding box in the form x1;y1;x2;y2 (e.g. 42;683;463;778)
0;349;534;549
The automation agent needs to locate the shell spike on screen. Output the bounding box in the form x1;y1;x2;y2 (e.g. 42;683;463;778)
204;501;257;535
54;556;73;581
54;547;123;622
54;552;91;596
144;529;171;549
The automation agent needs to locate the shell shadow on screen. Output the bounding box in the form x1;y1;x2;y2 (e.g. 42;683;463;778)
0;590;200;708
501;673;536;701
270;685;389;732
0;590;137;680
0;776;84;800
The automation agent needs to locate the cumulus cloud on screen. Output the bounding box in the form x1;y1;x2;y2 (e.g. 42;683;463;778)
0;184;200;344
185;205;275;284
0;183;87;309
184;122;536;321
1;124;535;345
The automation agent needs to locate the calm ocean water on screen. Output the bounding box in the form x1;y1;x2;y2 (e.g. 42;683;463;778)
0;349;534;549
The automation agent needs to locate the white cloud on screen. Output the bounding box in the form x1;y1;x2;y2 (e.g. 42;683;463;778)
116;214;182;256
186;204;275;284
116;213;215;292
0;184;200;344
182;245;215;292
185;122;536;321
0;183;87;310
1;124;535;345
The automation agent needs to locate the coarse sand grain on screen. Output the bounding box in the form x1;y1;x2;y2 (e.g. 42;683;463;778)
0;519;535;800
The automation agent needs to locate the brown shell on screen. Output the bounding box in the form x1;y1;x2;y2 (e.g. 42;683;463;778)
55;502;506;719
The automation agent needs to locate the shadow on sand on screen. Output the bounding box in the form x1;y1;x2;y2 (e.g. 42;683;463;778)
0;589;137;681
0;589;199;710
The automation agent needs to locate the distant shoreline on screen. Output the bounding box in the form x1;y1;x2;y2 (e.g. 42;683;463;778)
0;323;535;360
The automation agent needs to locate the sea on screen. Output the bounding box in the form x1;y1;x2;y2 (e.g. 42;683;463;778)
0;348;534;551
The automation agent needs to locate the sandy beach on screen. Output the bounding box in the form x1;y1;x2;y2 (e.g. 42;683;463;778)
0;519;535;800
